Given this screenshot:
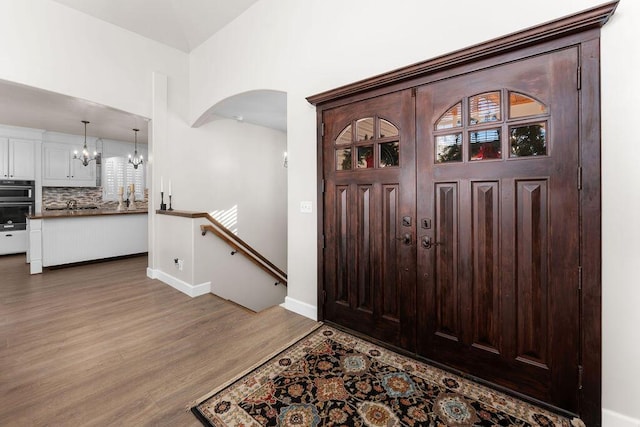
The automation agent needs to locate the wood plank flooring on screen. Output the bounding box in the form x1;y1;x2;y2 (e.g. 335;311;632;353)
0;254;318;426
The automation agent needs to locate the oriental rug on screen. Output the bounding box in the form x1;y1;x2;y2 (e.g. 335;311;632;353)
191;325;582;427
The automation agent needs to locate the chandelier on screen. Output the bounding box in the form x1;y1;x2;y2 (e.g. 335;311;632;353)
128;128;143;169
73;120;98;166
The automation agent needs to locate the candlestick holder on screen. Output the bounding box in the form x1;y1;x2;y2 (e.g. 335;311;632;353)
129;191;137;210
117;192;125;211
160;191;167;210
168;195;173;211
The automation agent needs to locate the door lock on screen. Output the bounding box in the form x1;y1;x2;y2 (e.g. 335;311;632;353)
402;216;412;227
421;236;441;249
395;233;412;245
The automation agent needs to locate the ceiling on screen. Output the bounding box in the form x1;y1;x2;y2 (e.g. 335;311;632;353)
51;0;260;53
1;0;286;145
199;90;287;132
0;79;149;144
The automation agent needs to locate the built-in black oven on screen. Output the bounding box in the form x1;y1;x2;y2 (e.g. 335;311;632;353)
0;180;35;231
0;202;33;230
0;180;34;201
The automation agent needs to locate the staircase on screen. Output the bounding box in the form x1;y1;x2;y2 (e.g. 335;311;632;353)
155;209;287;312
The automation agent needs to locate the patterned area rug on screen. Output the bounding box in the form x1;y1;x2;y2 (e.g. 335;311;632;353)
191;326;581;426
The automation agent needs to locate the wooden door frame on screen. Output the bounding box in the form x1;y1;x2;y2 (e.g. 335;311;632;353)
308;2;618;425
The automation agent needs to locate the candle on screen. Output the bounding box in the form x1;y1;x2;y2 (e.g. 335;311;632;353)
160;176;164;193
169;180;172;196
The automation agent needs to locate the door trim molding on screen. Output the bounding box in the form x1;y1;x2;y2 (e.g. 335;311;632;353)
307;1;618;106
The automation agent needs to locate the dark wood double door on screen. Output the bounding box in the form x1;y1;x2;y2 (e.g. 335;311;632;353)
322;48;580;412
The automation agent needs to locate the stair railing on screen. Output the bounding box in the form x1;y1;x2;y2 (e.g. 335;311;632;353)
199;214;287;286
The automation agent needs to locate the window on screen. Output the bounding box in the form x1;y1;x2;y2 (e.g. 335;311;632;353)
103;156;145;201
433;89;549;164
335;117;400;171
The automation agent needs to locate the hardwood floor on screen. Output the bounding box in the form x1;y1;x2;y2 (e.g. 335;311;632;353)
0;254;318;426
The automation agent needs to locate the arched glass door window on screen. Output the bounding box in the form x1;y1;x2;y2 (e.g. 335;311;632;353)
335;116;400;171
433;90;549;164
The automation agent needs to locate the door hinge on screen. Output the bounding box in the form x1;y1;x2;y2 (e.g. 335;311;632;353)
578;365;584;390
321;122;325;137
577;66;582;91
321;234;325;249
578;266;583;291
577;166;582;190
321;179;325;193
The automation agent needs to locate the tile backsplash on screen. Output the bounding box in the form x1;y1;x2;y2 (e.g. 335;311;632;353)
42;187;148;210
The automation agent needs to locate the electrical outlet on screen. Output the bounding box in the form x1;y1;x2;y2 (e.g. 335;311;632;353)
300;201;313;213
177;259;184;271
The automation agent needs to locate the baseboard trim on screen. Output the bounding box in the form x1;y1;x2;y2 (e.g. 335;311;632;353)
148;268;211;298
281;296;317;320
603;409;640;427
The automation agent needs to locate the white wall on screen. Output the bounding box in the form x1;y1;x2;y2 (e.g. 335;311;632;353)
0;0;188;121
601;1;640;425
189;0;640;424
162;117;288;269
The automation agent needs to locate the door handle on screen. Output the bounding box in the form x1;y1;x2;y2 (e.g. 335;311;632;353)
421;236;442;249
395;233;411;245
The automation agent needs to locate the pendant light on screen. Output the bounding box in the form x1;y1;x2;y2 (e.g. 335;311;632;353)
73;120;98;167
128;128;143;169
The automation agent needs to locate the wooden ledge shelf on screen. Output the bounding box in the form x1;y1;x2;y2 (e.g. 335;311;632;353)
155;209;207;218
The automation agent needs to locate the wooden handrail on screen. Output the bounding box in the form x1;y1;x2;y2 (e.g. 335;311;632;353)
156;209;288;286
200;224;287;286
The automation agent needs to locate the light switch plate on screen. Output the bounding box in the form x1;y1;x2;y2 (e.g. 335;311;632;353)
300;201;313;213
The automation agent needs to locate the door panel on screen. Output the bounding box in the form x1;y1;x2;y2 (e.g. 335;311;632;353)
323;90;416;349
434;182;459;340
471;180;500;353
416;47;580;411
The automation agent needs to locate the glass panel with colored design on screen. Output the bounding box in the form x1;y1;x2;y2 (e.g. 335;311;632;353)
356;118;375;141
435;134;462;163
510;123;547;157
379;119;399;138
469;92;501;125
357;146;374;168
469;129;501;161
435;102;462;130
336;148;352;170
379;142;399;168
509;92;547;118
336;125;352;145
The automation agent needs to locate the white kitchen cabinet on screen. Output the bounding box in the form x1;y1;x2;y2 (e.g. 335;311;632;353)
42;142;96;187
0;138;36;180
28;212;147;273
0;230;27;255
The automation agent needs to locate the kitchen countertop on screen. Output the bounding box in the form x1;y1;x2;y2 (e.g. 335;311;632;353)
29;208;148;219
